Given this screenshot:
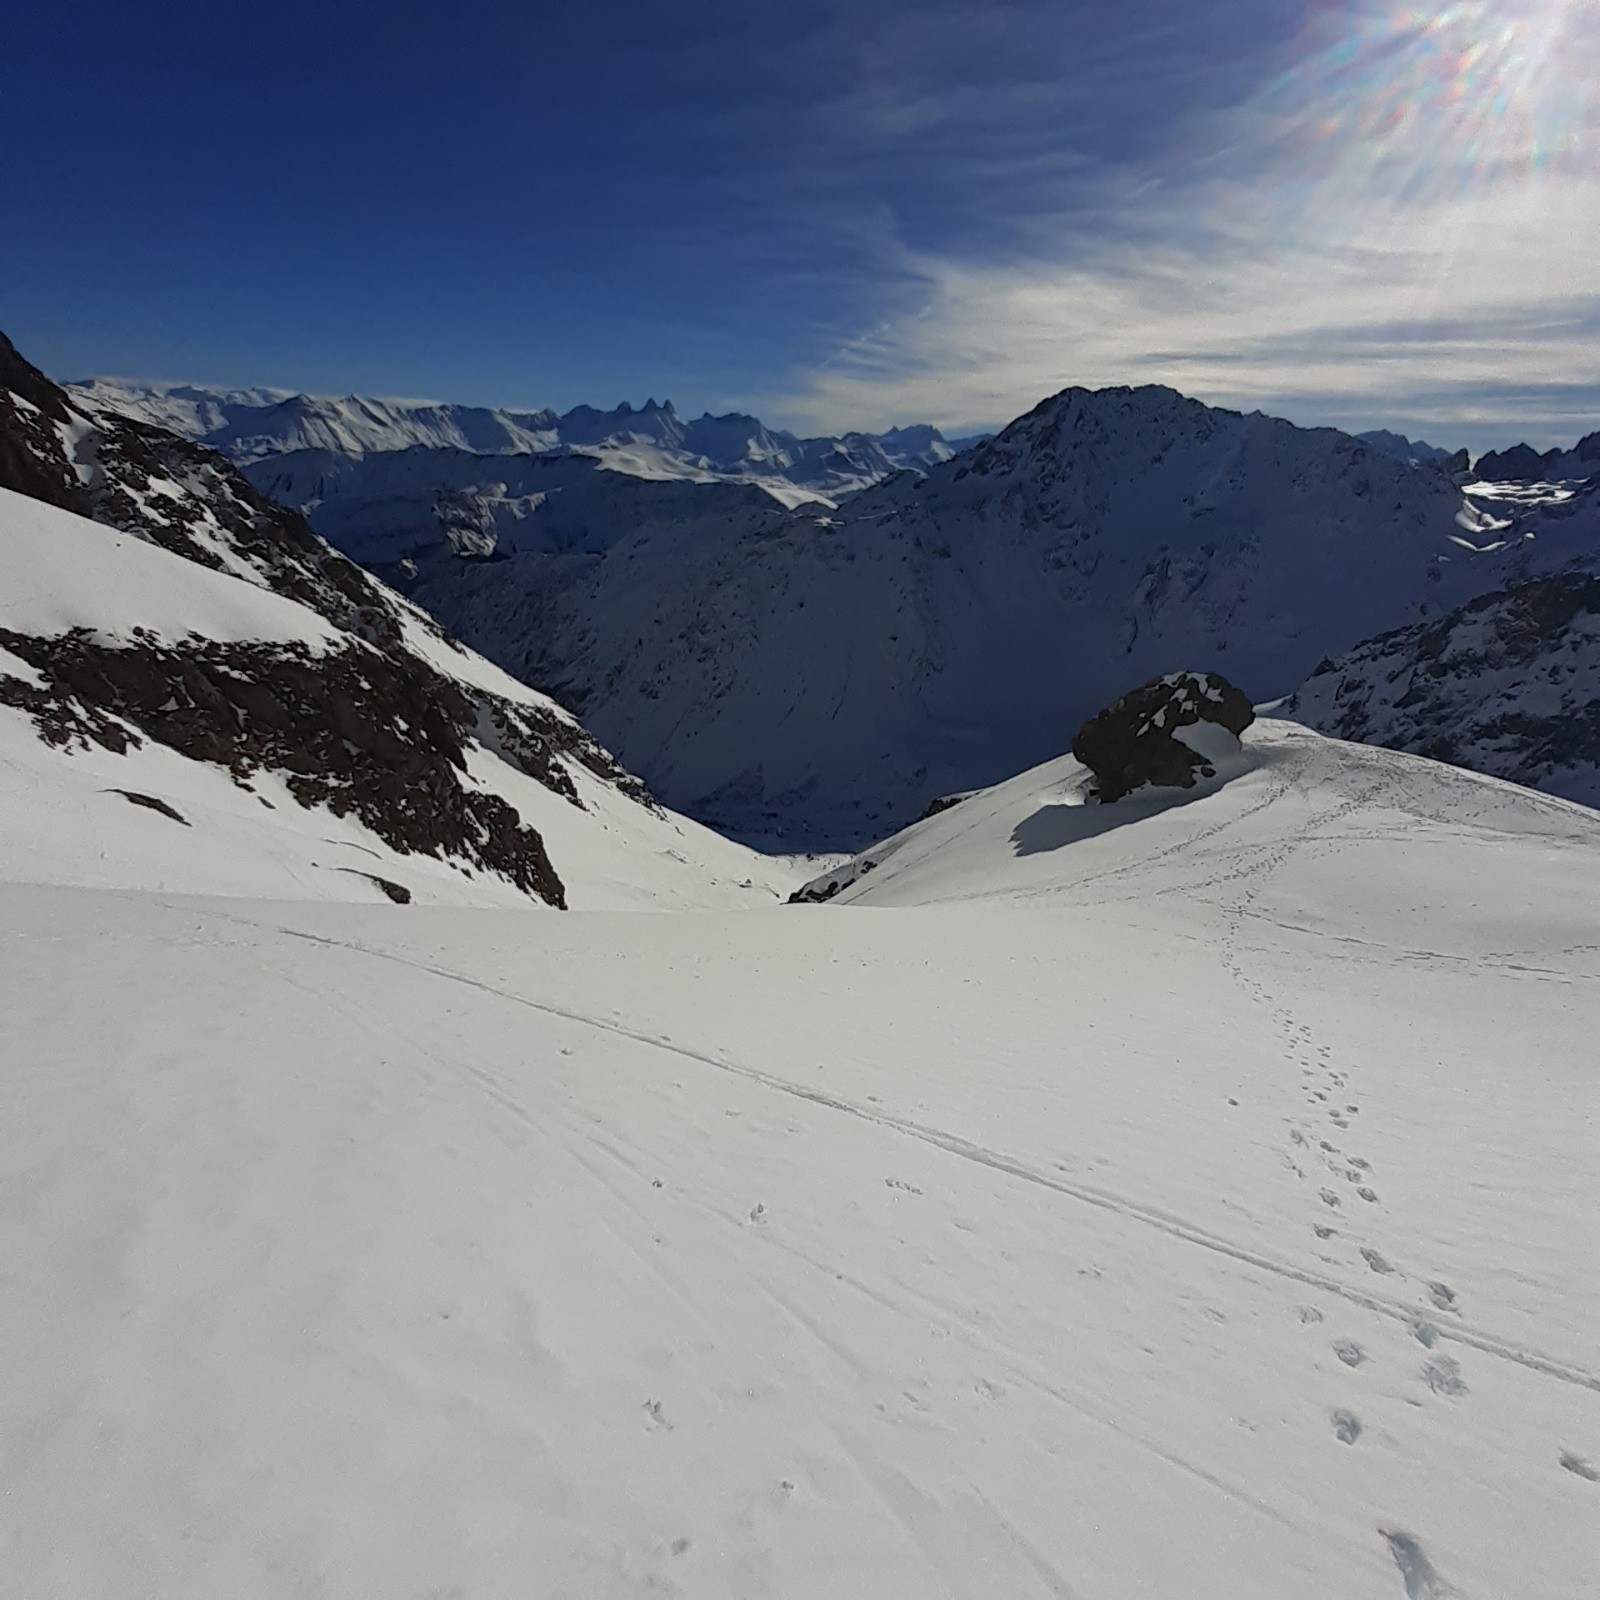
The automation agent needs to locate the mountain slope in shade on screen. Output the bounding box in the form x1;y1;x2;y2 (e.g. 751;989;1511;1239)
3;718;1595;1597
0;333;794;909
1355;428;1461;468
342;383;1593;848
1284;569;1600;807
1472;431;1600;482
69;377;961;509
1283;471;1600;806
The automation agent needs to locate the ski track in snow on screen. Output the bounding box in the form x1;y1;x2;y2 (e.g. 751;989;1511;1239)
203;905;1599;1400
5;721;1597;1598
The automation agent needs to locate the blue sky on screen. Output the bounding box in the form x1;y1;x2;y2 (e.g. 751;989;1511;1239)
4;1;1596;448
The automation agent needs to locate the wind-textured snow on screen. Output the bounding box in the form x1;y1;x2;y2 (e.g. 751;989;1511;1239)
2;719;1595;1598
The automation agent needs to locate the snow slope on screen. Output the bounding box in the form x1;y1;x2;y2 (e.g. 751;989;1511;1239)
0;487;793;910
349;384;1597;848
0;327;797;912
70;379;960;508
2;720;1595;1598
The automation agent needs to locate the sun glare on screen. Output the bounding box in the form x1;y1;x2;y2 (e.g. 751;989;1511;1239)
1262;0;1597;197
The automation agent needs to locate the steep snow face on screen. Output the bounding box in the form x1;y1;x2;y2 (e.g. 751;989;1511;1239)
70;378;960;508
1;336;796;910
3;722;1595;1598
350;383;1595;848
0;487;794;911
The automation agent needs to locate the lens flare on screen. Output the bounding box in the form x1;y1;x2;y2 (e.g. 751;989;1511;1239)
1256;0;1598;199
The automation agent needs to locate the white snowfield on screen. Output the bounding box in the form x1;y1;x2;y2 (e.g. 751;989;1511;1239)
0;486;343;649
2;720;1596;1598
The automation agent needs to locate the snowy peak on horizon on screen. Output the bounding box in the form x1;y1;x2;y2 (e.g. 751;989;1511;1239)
67;376;963;509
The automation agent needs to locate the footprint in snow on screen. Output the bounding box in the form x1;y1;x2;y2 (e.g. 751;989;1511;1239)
1412;1321;1438;1348
1559;1451;1599;1481
1331;1409;1362;1444
1334;1339;1366;1368
1421;1356;1467;1397
1320;1189;1342;1208
1427;1282;1458;1312
748;1203;767;1224
1361;1248;1395;1275
1380;1529;1452;1599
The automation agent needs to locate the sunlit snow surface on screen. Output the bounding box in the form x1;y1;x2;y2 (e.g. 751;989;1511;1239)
2;721;1595;1597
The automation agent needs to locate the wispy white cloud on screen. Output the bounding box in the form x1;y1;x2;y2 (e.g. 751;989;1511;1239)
762;0;1600;448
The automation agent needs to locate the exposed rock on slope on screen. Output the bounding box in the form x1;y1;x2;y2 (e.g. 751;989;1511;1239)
1473;433;1600;482
1071;672;1255;803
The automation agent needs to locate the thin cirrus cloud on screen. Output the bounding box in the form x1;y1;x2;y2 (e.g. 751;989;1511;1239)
762;0;1600;451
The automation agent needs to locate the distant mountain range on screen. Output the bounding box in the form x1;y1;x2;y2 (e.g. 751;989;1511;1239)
68;378;980;509
63;362;1600;845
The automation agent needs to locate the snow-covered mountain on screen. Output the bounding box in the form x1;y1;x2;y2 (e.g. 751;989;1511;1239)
5;713;1595;1598
1355;428;1465;471
69;377;961;509
1285;568;1600;807
308;383;1595;848
0;331;794;909
1282;473;1600;804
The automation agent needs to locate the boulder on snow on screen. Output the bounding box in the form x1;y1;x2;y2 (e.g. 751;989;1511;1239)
1071;671;1254;803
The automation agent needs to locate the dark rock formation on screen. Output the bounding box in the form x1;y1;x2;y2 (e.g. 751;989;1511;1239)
0;626;568;906
1071;671;1255;803
1473;442;1558;481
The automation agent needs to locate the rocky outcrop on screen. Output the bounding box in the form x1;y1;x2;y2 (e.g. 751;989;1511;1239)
1071;672;1255;803
0;627;568;906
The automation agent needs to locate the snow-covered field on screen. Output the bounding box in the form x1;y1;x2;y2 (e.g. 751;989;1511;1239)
3;720;1595;1598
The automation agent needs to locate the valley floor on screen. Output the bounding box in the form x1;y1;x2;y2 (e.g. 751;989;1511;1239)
2;726;1597;1598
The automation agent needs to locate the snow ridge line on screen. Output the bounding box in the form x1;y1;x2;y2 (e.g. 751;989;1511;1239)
260;918;1600;1396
